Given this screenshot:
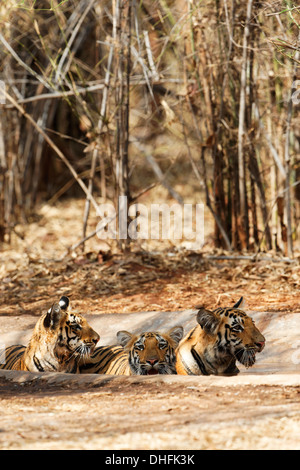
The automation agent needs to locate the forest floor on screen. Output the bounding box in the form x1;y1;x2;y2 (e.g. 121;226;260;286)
0;198;299;450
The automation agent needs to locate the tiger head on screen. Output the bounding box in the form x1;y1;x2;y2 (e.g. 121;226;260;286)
176;298;265;376
197;305;265;368
117;326;184;375
24;296;100;373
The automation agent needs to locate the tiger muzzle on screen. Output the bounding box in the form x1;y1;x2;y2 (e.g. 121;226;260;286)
85;330;100;350
255;341;265;352
146;358;159;375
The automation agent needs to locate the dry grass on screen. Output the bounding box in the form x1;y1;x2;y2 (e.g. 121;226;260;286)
0;197;299;317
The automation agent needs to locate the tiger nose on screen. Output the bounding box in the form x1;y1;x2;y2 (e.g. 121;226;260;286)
87;331;100;346
147;358;158;366
255;341;265;351
93;333;100;345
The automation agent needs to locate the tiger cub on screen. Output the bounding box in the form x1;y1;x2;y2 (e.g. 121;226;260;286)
0;296;99;373
79;326;184;375
176;297;265;376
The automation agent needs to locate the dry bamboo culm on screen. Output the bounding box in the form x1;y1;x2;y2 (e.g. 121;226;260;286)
0;0;299;256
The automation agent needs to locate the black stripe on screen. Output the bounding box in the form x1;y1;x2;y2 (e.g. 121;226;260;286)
92;345;122;360
97;349;122;373
187;326;197;341
92;347;113;361
79;347;112;372
33;355;44;372
6;346;24;365
79;346;124;373
191;347;209;375
111;354;127;374
213;308;223;314
224;324;231;346
0;345;26;370
44;360;57;371
65;326;77;350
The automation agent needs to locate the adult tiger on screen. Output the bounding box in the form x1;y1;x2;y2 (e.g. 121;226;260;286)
0;296;99;373
79;326;184;375
176;297;265;376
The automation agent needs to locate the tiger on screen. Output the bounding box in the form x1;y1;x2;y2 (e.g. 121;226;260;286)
175;297;265;376
79;326;184;375
0;296;100;373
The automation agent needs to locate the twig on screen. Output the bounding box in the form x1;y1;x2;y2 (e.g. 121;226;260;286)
0;33;55;93
268;38;300;52
130;45;158;107
82;35;115;243
283;31;300;258
62;182;159;257
255;179;300;255
265;5;300;17
55;0;96;84
4;78;186;107
134;141;184;205
237;0;253;221
253;102;286;178
199;147;232;251
206;255;297;263
143;30;159;80
47;165;103;206
0;113;6;171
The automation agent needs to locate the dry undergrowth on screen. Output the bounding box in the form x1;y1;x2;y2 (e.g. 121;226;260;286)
0;199;299;316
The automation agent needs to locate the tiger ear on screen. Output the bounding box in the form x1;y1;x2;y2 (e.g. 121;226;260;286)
58;296;69;310
117;330;133;348
233;296;244;308
196;308;221;335
168;326;184;345
44;303;63;330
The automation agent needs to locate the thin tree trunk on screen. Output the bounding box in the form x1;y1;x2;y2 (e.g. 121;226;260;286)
114;0;131;250
237;0;253;249
283;32;300;258
0;108;6;237
82;27;115;245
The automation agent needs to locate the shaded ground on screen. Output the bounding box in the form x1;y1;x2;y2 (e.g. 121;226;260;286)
0;372;299;450
0;199;299;450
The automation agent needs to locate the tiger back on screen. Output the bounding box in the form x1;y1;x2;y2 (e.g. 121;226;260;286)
176;297;265;376
0;296;100;373
79;326;184;375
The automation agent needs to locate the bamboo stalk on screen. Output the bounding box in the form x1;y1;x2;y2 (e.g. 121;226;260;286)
113;0;132;250
82;33;115;244
0;33;56;93
283;31;300;258
0;113;5;172
0;107;5;237
54;0;96;84
237;0;253;247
